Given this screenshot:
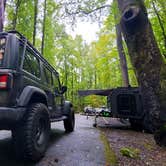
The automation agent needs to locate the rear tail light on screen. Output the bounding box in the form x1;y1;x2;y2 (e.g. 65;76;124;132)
0;74;13;89
0;74;8;89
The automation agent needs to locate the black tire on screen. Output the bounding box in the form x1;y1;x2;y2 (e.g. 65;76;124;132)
93;123;97;127
12;103;50;161
64;108;75;132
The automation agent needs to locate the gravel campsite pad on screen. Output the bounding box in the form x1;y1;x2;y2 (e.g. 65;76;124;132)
97;117;166;166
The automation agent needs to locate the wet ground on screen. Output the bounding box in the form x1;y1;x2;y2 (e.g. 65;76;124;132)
0;114;165;166
0;114;105;166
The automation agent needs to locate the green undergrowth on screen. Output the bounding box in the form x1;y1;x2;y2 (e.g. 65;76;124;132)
100;132;118;166
120;147;140;159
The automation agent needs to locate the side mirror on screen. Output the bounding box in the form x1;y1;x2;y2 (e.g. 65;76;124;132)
61;86;67;94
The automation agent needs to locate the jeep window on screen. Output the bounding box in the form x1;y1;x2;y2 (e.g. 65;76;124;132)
53;74;61;92
0;38;6;67
43;66;52;85
23;50;40;78
18;42;24;66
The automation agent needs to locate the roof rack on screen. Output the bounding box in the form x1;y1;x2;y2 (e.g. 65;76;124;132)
7;30;58;75
8;30;26;39
8;30;38;53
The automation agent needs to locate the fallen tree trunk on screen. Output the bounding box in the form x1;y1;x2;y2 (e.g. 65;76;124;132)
117;0;166;146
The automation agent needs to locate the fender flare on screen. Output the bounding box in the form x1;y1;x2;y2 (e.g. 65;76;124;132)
17;86;48;107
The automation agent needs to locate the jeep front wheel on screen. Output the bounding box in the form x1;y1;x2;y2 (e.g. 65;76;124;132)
12;103;50;161
64;108;75;132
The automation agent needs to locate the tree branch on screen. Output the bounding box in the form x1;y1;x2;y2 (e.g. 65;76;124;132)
65;4;111;16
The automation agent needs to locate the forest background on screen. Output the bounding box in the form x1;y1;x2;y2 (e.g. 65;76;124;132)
2;0;166;112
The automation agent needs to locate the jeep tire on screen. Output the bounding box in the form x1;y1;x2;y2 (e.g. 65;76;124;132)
64;108;75;132
12;103;50;161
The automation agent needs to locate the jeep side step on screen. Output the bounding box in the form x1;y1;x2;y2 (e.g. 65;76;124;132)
50;116;68;122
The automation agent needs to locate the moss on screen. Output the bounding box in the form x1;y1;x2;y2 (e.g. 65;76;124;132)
120;147;140;159
100;132;118;166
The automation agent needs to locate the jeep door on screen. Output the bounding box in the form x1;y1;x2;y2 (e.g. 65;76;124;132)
52;73;64;117
42;65;55;113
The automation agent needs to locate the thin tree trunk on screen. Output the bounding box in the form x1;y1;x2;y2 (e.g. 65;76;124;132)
64;54;68;98
33;0;38;46
94;69;97;88
4;0;6;12
71;73;74;102
157;0;166;18
71;59;74;103
41;0;47;55
116;24;129;87
152;0;166;58
117;0;166;146
12;0;21;30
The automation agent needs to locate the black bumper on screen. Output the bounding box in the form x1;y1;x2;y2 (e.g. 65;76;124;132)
0;107;26;123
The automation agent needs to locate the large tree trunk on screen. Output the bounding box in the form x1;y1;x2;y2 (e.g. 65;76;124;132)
116;24;129;87
117;0;166;146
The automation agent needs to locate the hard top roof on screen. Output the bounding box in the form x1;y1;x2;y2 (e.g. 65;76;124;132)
0;30;59;76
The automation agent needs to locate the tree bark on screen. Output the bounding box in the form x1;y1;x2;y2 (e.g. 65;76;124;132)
33;0;38;46
41;0;47;55
0;0;6;32
116;24;129;87
117;0;166;146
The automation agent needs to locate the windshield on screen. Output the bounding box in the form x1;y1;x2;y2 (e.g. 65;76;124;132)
0;37;6;67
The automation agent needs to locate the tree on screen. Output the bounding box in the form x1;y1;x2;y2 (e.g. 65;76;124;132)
41;0;47;55
116;24;129;87
0;0;6;31
117;0;166;146
12;0;21;30
6;0;35;41
61;0;130;87
33;0;38;46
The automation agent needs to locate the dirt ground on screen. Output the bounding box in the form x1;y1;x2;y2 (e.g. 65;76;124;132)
97;117;166;166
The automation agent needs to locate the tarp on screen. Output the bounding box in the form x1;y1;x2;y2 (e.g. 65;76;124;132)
78;89;113;97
